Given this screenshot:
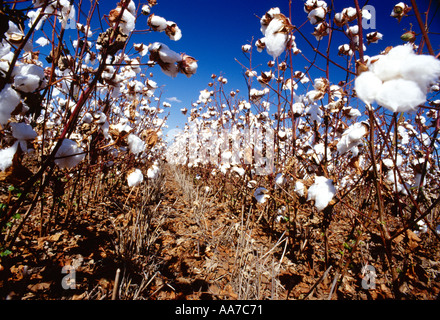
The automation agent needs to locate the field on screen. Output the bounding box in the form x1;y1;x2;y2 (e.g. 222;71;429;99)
0;0;440;300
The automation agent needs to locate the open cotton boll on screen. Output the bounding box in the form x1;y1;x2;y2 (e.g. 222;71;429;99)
158;44;182;64
0;84;21;125
254;187;270;204
264;18;288;59
35;37;50;47
370;45;414;82
400;54;440;90
13;64;45;92
148;14;168;32
275;173;286;186
127;168;144;187
0;141;18;171
294;180;306;197
232;166;245;176
147;163;160;179
127;133;146;155
375;78;426;112
10;122;37;141
54;139;85;169
119;10;136;35
337;122;368;155
355;71;382;105
307;176;336;211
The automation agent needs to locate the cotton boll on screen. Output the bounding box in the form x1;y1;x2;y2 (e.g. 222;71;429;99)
127;133;146;155
147;163;160;179
148;14;168;32
355;71;382;105
294;180;306;197
385;170;407;195
0;84;21;125
370;44;415;82
36;37;50;47
254;187;270;204
264;18;288;58
307;176;336;211
231;166;245;176
0;141;18;171
275;173;286;186
337;122;368;155
400;54;440;90
13;64;45;92
375;78;426;112
10;122;37;141
127;168;144;187
54;139;85;169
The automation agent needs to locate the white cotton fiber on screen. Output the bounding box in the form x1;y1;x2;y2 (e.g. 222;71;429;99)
127;133;145;155
0;141;18;171
375;78;426;112
10;122;37;141
158;44;182;64
147;163;160;179
294;180;306;197
0;84;21;125
354;71;382;105
54;139;85;169
356;44;440;113
127;168;144;187
337;122;368;155
264;18;287;59
13;64;45;92
307;176;336;211
149;15;167;31
400;54;440;90
370;45;414;82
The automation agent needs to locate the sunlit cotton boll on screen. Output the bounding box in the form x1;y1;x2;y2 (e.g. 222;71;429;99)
337;122;368;155
10;122;37;152
264;20;288;59
354;71;382;105
127;168;144;187
307;176;336;211
254;187;270;204
0;84;21;125
375;78;426;113
356;44;440;112
54;139;85;169
127;133;146;155
0;141;18;171
147;163;160;179
13;64;45;92
294;180;306;197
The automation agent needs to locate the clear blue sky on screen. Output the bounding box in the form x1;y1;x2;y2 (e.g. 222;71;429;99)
122;0;439;135
31;0;440;136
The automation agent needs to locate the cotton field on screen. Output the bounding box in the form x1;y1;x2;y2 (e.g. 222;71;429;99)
0;0;440;301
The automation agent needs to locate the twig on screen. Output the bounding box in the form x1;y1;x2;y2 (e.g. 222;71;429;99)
112;268;121;300
304;265;332;300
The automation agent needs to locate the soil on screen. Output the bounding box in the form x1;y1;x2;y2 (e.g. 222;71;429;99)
0;165;439;300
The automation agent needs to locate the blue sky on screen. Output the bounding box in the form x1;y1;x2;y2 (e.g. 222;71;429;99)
121;0;439;136
29;0;440;138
